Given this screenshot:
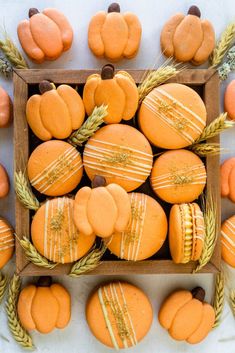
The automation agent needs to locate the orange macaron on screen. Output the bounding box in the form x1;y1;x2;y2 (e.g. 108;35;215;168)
220;157;235;202
138;83;207;149
221;215;235;267
169;203;205;264
86;281;153;349
31;196;96;264
224;80;235;120
27;140;83;196
83;124;153;192
106;192;167;261
0;217;14;269
150;149;206;204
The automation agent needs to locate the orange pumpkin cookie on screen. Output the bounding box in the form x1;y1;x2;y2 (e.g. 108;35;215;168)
17;8;73;63
27;140;83;196
159;287;215;344
106;193;167;261
221;215;235;267
83;65;138;124
160;6;215;65
224;80;235;120
83;124;153;192
18;276;71;334
169;203;205;264
88;3;142;61
0;86;12;128
74;176;131;238
138;83;207;149
0;218;14;269
0;164;9;198
31;197;96;263
26;81;85;141
86;281;153;349
220;157;235;202
150;149;206;204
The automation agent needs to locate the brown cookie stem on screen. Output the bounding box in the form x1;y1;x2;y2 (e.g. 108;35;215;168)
191;286;205;301
101;64;115;80
108;3;120;13
39;80;55;94
188;5;201;18
29;8;40;18
37;276;52;287
92;175;106;188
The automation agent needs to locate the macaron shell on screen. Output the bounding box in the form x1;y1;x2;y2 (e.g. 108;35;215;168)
220;157;235;202
221;215;235;267
169;204;185;263
224;80;235;120
191;203;205;261
187;303;215;344
0;218;14;269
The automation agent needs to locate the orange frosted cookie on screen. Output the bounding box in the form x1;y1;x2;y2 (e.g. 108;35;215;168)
18;277;71;334
86;281;153;349
150;149;206;203
159;287;215;344
74;176;131;238
83;124;153;192
27;140;83;196
0;163;9;198
220;157;235;202
221;215;235;267
224;80;235;120
169;203;205;264
88;3;142;61
106;193;167;261
0;218;14;269
83;65;138;124
31;197;95;263
26;81;85;141
138;83;207;149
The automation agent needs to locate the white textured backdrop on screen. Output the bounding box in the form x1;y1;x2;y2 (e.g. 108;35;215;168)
0;0;235;352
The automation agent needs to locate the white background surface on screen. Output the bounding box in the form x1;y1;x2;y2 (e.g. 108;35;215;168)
0;0;235;352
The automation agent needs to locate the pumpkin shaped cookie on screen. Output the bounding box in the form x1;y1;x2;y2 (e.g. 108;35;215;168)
27;141;83;196
17;277;71;334
88;3;142;61
224;80;235;120
74;176;131;238
17;8;73;63
31;197;96;263
221;215;235;267
0;86;12;128
159;287;215;344
0;217;14;269
83;65;138;124
0;164;9;198
26;81;85;141
220;157;235;202
160;6;215;65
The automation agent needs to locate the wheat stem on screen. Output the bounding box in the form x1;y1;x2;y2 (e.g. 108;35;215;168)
0;271;8;304
189;143;225;156
14;171;40;211
213;272;225;328
211;23;235;68
0;36;28;69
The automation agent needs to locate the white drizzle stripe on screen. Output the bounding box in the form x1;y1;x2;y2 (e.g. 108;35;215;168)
134;194;147;261
44;201;49;258
221;240;235;256
151;164;205;181
128;193;139;261
120;194;134;259
152;181;206;190
0;239;14;245
227;220;235;230
98;287;119;350
0;228;12;234
152;174;206;187
224;223;235;236
221;230;235;247
0;234;13;240
68;199;73;263
0;244;14;252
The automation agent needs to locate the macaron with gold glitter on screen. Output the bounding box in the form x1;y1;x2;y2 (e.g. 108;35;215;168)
0;217;14;269
221;215;235;267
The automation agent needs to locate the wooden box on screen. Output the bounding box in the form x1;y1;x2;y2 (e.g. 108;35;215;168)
14;68;221;276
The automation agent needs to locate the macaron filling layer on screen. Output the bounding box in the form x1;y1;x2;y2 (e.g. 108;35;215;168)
180;204;194;263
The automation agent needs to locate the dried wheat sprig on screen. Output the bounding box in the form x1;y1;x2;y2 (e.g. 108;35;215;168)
229;289;235;317
6;274;34;349
0;56;12;77
0;271;8;304
14;171;40;211
68;105;108;147
194;113;234;144
69;242;107;277
210;23;235;68
20;236;58;269
194;191;217;273
189;143;225;156
213;272;225;328
0;36;28;69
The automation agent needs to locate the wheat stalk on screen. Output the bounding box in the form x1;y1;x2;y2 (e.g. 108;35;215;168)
138;64;180;103
0;36;28;69
211;23;235;68
212;272;225;328
14;171;40;211
5;274;34;349
0;271;8;304
69;242;107;277
229;289;235;317
189;143;225;156
194;191;217;273
20;236;58;269
195;113;234;144
68;105;108;147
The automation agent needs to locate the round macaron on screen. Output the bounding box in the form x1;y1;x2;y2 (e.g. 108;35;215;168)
31;197;96;264
86;281;153;349
27;140;83;196
220;157;235;202
221;215;235;267
150;149;206;204
0;217;14;269
106;193;167;261
169;203;205;264
138;83;207;149
83;124;153;192
224;80;235;120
